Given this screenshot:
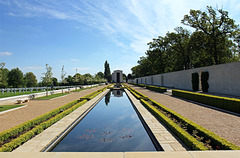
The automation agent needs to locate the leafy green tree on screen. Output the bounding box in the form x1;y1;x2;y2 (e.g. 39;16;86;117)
52;77;58;86
8;68;24;88
96;71;104;78
0;63;9;88
83;73;93;85
73;73;84;85
66;75;73;85
182;6;240;64
104;60;111;82
60;65;67;86
24;72;37;87
42;64;53;86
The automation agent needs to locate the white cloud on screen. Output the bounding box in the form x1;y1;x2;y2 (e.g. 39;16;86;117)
0;52;12;56
4;0;240;55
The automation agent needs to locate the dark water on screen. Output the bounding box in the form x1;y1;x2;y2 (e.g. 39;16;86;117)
51;90;157;152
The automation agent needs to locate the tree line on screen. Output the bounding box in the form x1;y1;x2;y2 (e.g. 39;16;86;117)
0;61;111;88
131;6;240;78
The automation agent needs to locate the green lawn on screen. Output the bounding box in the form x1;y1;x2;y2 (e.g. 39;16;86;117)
0;91;44;99
0;104;25;112
71;86;98;92
34;93;70;100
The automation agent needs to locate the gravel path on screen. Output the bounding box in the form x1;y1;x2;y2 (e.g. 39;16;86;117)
0;86;107;132
127;84;240;146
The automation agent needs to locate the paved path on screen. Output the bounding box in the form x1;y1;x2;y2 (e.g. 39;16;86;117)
127;84;240;146
0;85;107;132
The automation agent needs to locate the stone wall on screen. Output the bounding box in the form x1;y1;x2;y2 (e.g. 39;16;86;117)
129;62;240;96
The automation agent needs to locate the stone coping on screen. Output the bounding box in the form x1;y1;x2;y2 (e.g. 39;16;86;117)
13;89;110;152
125;89;188;151
1;151;240;158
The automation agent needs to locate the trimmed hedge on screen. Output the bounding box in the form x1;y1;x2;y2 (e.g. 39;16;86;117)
146;85;167;93
140;99;208;150
192;72;199;91
146;98;240;150
0;100;87;152
0;85;109;152
172;89;240;114
124;84;240;150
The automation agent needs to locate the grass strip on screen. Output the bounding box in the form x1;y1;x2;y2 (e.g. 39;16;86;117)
0;91;44;99
34;93;70;100
0;86;108;152
0;105;25;112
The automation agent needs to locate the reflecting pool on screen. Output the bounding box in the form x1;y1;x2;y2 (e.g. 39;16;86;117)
51;90;158;152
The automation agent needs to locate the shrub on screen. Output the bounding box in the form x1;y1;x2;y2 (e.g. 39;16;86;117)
172;89;240;114
192;73;199;91
201;71;209;92
146;85;167;93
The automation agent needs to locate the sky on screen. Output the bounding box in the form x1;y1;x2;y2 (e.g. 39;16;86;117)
0;0;240;82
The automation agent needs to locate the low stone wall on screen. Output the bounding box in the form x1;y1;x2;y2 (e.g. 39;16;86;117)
0;84;103;105
129;62;240;96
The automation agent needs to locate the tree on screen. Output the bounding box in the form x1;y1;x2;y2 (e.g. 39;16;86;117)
104;61;111;82
42;64;53;86
182;6;240;64
83;73;93;85
96;71;104;78
66;75;73;86
52;77;58;86
73;73;84;85
24;72;37;87
0;63;9;88
8;68;24;88
61;65;67;85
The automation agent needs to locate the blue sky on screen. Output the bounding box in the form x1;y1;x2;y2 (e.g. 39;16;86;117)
0;0;240;82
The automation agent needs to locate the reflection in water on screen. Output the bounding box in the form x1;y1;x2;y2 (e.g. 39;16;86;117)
105;92;111;106
51;90;157;152
112;90;123;97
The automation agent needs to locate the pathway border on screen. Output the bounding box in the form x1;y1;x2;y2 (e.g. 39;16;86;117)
13;89;110;152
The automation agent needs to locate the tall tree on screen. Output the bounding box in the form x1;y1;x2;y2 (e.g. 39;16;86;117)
24;72;37;87
8;68;24;88
0;63;9;88
61;65;67;85
42;64;53;86
182;6;240;64
104;61;111;82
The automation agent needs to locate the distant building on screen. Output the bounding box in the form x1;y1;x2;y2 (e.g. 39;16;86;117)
112;70;123;83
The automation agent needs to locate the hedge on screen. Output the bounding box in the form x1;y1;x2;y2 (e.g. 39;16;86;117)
172;89;240;114
0;85;109;152
140;99;208;150
124;84;240;150
146;85;167;93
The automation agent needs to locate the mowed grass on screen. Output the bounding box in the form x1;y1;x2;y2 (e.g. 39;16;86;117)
71;86;98;92
0;91;44;99
34;93;70;100
0;104;25;112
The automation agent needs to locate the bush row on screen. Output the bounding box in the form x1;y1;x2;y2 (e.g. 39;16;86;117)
172;89;240;114
146;85;167;93
129;83;167;93
140;99;208;150
124;84;240;150
0;85;108;152
0;100;88;152
0;100;78;143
